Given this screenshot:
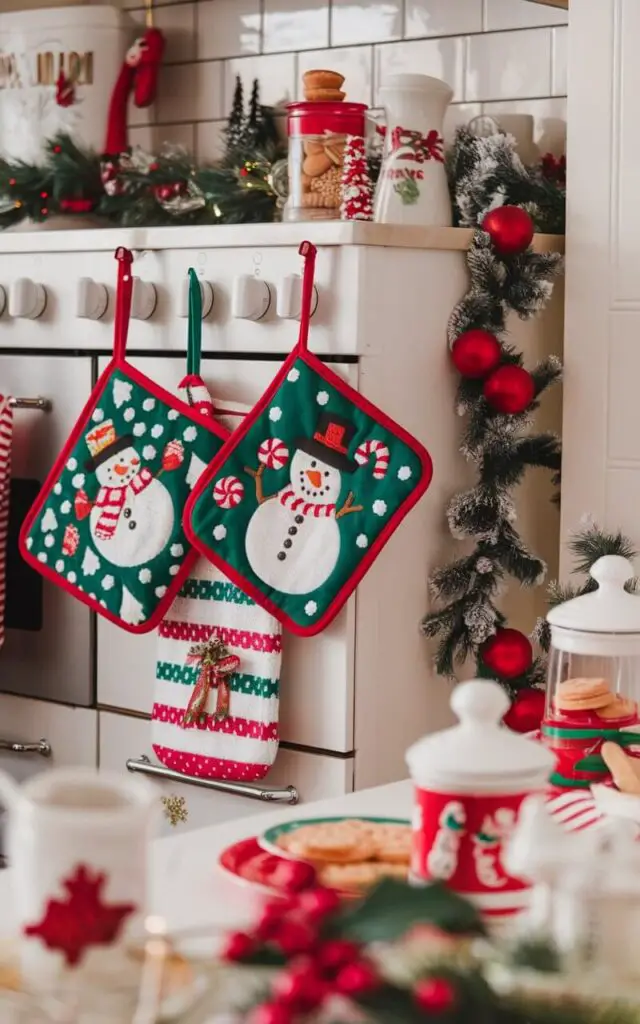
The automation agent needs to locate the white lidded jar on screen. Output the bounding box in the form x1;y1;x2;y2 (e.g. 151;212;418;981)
406;680;554;920
543;555;640;792
374;73;453;227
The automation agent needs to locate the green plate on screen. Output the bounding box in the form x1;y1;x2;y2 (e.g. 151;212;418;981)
259;815;411;862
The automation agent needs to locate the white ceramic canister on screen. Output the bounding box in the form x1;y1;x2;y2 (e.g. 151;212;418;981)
406;680;555;920
0;766;156;992
374;73;453;227
0;5;130;163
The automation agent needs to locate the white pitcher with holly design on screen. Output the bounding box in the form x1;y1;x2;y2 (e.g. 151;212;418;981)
374;73;453;227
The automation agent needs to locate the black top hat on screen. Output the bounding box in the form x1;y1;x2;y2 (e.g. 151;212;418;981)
85;434;134;473
294;412;357;474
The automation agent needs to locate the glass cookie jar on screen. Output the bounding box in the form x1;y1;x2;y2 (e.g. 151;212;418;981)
284;101;367;222
406;680;554;920
543;555;640;791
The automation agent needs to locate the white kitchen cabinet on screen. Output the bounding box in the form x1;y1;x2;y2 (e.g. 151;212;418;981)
99;710;353;837
0;694;97;783
0;356;94;705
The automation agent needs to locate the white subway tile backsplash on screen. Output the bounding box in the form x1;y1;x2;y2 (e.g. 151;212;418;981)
405;0;482;40
332;0;402;47
466;28;552;102
484;0;567;31
375;37;466;104
112;0;566;163
225;53;297;109
196;120;226;162
128;4;196;64
197;0;261;60
482;97;567;154
156;60;224;123
296;46;374;104
552;26;568;97
129;122;196;152
263;0;330;53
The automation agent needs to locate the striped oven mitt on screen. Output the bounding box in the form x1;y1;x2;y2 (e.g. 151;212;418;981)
0;396;12;649
152;272;282;782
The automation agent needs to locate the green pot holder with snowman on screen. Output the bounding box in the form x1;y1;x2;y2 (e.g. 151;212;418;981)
185;241;434;637
20;253;227;633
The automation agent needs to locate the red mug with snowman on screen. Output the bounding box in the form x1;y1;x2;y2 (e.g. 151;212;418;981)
406;680;555;919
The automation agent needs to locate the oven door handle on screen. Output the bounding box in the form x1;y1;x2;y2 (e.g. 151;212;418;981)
0;738;52;757
126;755;299;804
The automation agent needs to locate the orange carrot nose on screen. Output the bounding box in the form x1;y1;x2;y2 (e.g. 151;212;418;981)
306;469;322;488
114;463;129;476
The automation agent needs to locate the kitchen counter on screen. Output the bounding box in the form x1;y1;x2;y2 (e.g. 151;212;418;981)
0;780;412;940
150;779;413;937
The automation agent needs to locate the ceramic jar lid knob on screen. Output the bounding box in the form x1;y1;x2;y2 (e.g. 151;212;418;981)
451;678;510;726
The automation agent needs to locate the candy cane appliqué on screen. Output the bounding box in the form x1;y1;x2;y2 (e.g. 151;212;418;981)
354;439;390;480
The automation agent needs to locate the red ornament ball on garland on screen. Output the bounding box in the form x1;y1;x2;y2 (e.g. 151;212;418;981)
220;930;255;962
480;628;533;680
482;205;534;256
451;330;501;378
483;364;535;414
414;977;457;1014
334;960;381;996
503;688;546;733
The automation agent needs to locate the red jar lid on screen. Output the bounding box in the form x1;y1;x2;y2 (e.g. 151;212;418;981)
287;101;367;138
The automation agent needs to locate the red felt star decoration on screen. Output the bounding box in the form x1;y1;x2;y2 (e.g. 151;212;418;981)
24;864;136;966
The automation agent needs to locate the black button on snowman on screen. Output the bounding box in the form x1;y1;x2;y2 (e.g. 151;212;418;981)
244;412;365;595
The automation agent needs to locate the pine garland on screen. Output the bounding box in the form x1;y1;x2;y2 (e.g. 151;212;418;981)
0;79;286;230
422;129;564;697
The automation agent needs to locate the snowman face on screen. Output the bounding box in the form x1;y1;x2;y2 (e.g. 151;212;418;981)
290;449;342;504
95;445;142;488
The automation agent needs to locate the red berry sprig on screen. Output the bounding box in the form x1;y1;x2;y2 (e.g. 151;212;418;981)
414;976;457;1014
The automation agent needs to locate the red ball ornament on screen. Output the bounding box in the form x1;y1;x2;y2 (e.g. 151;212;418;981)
220;930;255;962
483;364;535;414
451;330;502;379
503;688;546;733
414;977;457;1014
334;960;380;996
482;205;534;256
480;628;533;680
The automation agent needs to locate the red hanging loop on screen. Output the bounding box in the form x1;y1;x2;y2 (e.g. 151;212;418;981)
297;240;317;353
113;247;134;364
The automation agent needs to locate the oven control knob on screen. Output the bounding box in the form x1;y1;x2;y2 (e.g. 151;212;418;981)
0;286;6;317
277;274;319;321
131;278;157;320
231;275;271;321
76;278;109;321
178;278;214;319
9;278;47;319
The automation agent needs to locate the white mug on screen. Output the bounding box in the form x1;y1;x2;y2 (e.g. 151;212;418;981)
0;767;157;993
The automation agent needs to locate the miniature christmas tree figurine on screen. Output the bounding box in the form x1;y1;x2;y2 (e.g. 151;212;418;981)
340;135;374;221
223;76;246;160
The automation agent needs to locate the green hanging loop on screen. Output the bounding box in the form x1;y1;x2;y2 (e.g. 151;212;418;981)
187;268;203;377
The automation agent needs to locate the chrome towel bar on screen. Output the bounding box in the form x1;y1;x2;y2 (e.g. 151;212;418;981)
126;755;299;804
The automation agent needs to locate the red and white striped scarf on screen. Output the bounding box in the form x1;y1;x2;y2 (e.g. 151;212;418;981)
94;468;153;539
279;488;336;519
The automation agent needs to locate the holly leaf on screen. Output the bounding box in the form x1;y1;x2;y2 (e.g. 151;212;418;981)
328;880;485;944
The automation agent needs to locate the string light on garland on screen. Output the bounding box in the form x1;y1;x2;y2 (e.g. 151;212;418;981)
422;126;563;711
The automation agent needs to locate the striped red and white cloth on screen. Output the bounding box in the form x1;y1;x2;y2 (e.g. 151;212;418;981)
545;788;605;832
152;561;282;781
0;397;12;650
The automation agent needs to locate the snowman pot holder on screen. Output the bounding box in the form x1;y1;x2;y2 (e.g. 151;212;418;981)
185;241;433;636
153;275;282;782
20;250;227;633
